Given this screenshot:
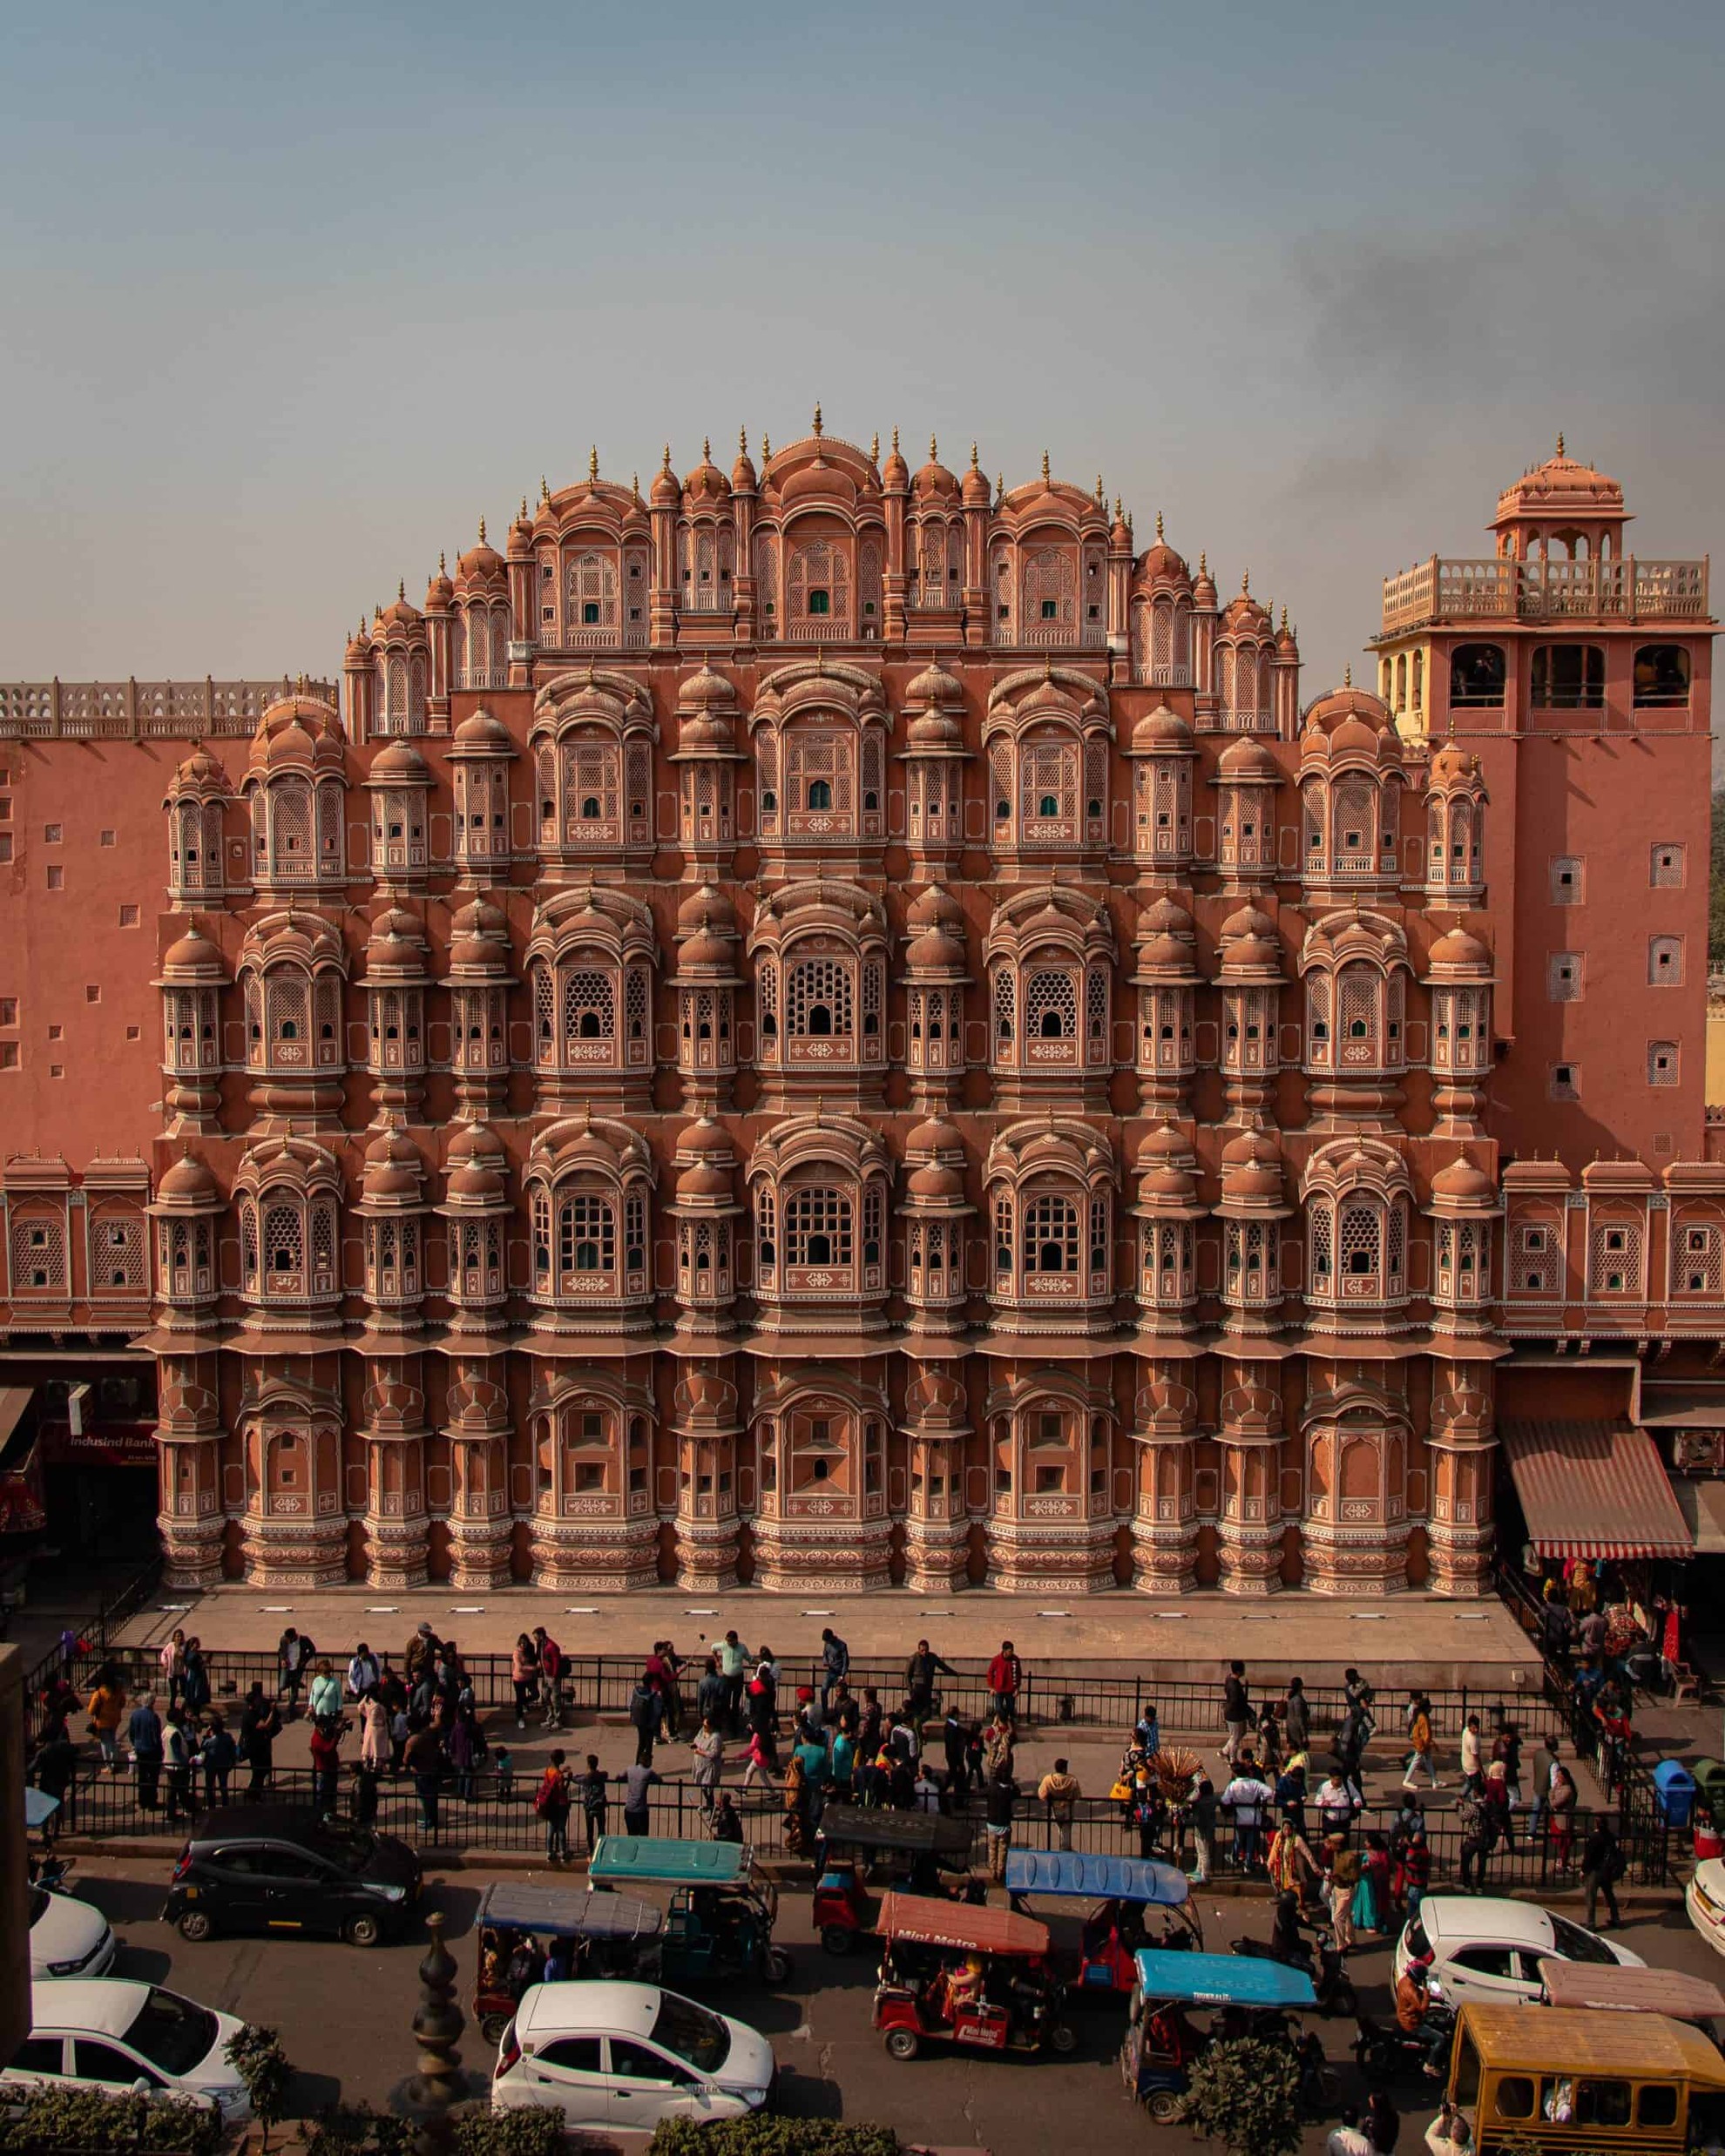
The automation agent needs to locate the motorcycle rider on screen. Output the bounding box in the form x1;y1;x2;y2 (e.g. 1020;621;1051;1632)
1394;1957;1451;2077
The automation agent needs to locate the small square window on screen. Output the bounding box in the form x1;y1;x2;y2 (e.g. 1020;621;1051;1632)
0;835;11;863
99;829;116;848
125;1024;140;1042
46;1024;62;1041
0;1044;17;1071
580;1410;603;1440
45;865;62;890
1040;599;1059;620
48;1064;63;1079
85;985;100;1004
1551;855;1583;904
43;823;62;844
0;798;10;819
0;999;14;1025
118;903;139;928
1551;1064;1579;1100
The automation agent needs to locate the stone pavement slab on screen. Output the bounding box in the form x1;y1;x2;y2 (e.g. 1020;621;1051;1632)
119;1582;1534;1687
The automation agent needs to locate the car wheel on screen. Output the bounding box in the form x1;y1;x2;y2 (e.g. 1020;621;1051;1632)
821;1925;854;1957
344;1911;383;1949
480;2014;510;2044
177;1909;214;1943
884;2027;920;2061
1147;2091;1183;2125
1048;2021;1079;2056
763;1947;792;1984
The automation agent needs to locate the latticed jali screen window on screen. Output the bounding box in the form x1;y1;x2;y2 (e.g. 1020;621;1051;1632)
10;1215;67;1293
1512;1220;1559;1295
560;1197;615;1276
1678;1224;1723;1296
1020;740;1078;833
1022;1193;1079;1274
563;970;615;1043
788;958;853;1036
1025;970;1076;1040
785;1187;852;1268
95;1213;145;1293
1588;1220;1642;1295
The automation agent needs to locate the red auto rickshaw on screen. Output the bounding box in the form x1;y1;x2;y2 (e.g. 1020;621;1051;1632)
814;1803;978;1955
872;1891;1077;2061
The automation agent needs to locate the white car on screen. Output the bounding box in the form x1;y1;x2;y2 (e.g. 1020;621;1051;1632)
493;1981;775;2130
1394;1894;1642;2007
1686;1856;1725;1957
28;1887;116;1982
2;1980;250;2120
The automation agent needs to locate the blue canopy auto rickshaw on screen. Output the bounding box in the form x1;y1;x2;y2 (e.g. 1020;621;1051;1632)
472;1880;665;2040
1121;1948;1319;2125
587;1835;791;1985
1004;1849;1201;1991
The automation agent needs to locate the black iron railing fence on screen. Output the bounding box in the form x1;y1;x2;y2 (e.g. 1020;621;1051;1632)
44;1761;1674;1888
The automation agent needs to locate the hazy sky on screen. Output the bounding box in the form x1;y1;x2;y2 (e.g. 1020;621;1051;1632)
3;0;1721;694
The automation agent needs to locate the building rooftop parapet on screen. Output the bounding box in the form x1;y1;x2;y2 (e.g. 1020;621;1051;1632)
0;679;337;740
1377;553;1709;639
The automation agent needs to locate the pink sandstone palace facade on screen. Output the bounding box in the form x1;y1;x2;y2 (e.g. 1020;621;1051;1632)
0;422;1717;1595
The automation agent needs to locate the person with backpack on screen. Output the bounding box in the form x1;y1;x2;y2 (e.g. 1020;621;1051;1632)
630;1675;663;1768
819;1628;850;1713
535;1749;572;1862
1457;1787;1495;1891
1582;1816;1624;1928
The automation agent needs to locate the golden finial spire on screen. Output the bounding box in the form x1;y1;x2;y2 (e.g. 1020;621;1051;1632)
930;434;938;463
1241;569;1249;595
1281;605;1289;631
970;441;979;470
869;430;879;461
397;579;405;601
1344;664;1353;687
631;473;640;505
1199;550;1208;575
438;551;446;573
812;402;823;436
891;425;900;454
1556;430;1566;457
540;475;549;501
761;431;771;461
739;425;748;456
1156;510;1165;539
661;443;672;473
477;517;486;544
995;472;1005;507
1115;497;1124;521
588;446;599;483
701;436;711;462
1041;449;1051;483
1095;474;1105;504
519;496;528;519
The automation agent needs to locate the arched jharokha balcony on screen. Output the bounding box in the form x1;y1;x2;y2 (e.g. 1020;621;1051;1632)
750;1371;893;1592
982;666;1113;874
750;657;890;875
524;1116;656;1341
985;1118;1119;1341
748;880;890;1112
526;1368;659;1592
237;910;348;1127
529;667;659;877
240;693;348;893
985;882;1117;1113
1300;1138;1415;1340
233;1134;345;1336
524;883;657;1112
749;1112;892;1341
983;1369;1119;1594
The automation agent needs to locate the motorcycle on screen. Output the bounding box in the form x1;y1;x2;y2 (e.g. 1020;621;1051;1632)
1354;2006;1456;2085
28;1852;73;1892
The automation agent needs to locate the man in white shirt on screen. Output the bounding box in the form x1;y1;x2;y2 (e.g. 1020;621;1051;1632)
1327;2108;1373;2156
1221;1768;1274;1869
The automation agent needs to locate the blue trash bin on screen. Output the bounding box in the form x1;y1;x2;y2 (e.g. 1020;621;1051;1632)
1654;1758;1695;1828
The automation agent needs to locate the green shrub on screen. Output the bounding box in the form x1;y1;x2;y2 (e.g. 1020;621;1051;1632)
304;2100;411;2155
648;2123;901;2156
451;2109;571;2156
226;2024;293;2149
0;2085;221;2154
1175;2036;1303;2156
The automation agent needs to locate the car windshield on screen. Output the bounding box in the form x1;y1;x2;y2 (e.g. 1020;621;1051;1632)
1547;1914;1617;1965
28;1889;50;1928
125;1989;220;2078
309;1822;377;1874
1404;1916;1430;1959
650;1994;730;2074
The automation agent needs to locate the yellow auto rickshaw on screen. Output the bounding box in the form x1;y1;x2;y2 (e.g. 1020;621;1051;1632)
1446;2001;1725;2153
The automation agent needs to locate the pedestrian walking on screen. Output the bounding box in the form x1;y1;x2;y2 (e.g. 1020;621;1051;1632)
1134;1700;1160;1758
533;1628;565;1728
402;1721;444;1840
1222;1765;1273;1871
819;1627;850;1713
903;1638;957;1721
1037;1759;1081;1851
85;1667;125;1774
536;1750;572;1862
159;1629;187;1710
511;1632;539;1730
308;1712;342;1818
1403;1694;1439;1789
1327;1834;1360;1952
986;1640;1024;1725
1187;1774;1217;1885
347;1643;380;1700
240;1686;280;1797
1457;1788;1494;1892
1458;1713;1483;1794
1282;1675;1310;1757
448;1707;484;1801
711;1790;743;1844
163;1707;194;1823
942;1706;970;1806
128;1693;164;1810
1582;1816;1624;1929
741;1724;776;1794
984;1765;1017;1882
829;1720;856;1804
717;1630;751;1736
180;1641;210;1721
199;1714;236;1808
578;1754;608;1850
308;1659;342;1723
692;1715;725;1819
622;1761;660;1837
30;1725;78;1837
276;1627;314;1717
1221;1660;1251;1767
1548;1761;1579;1869
630;1675;663;1768
695;1655;727;1730
358;1688;389;1775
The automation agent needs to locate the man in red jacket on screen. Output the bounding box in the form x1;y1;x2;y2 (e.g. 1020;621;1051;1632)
986;1640;1024;1726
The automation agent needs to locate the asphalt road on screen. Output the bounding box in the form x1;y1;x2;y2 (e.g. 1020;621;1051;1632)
54;1855;1725;2154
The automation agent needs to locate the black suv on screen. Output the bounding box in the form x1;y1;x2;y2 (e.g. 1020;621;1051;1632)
163;1804;422;1948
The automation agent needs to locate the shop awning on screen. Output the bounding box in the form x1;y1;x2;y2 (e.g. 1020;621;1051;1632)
1636;1384;1725;1428
1499;1420;1693;1559
1673;1476;1725;1556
